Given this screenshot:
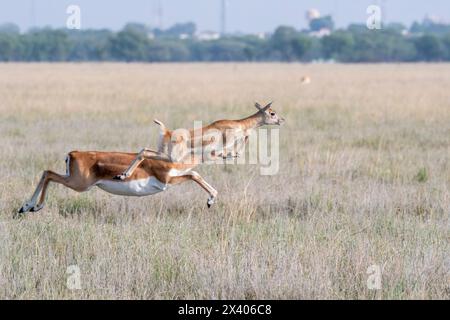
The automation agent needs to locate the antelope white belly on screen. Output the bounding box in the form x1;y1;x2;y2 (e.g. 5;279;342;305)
96;177;168;196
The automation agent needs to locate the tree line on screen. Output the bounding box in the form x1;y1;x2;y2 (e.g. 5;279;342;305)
1;19;450;62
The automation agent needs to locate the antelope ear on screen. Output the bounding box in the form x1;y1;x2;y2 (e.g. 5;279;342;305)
261;102;273;112
255;102;263;110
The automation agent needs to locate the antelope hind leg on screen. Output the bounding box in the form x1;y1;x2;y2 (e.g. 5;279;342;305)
169;171;218;208
18;171;48;214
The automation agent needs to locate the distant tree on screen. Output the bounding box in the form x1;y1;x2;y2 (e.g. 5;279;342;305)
309;16;334;32
291;34;311;59
270;26;311;61
341;30;413;62
0;20;448;62
328;27;418;62
47;30;70;61
270;26;297;60
410;21;422;34
0;23;20;34
414;34;444;61
0;33;17;61
377;31;417;62
236;35;265;61
144;41;170;61
164;22;196;38
146;40;191;61
67;29;112;61
167;41;191;61
385;23;407;34
109;28;150;61
123;23;151;35
301;36;322;61
386;36;417;61
193;39;249;61
442;33;450;60
347;24;367;33
410;20;450;35
321;31;354;60
20;29;69;61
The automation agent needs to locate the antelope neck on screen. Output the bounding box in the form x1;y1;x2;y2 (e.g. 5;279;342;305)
237;111;265;130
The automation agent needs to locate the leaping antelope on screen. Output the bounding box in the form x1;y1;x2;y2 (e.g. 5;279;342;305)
114;102;285;180
18;102;284;214
18;151;217;214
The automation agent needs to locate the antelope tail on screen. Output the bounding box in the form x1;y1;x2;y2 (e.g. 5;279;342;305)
153;119;168;133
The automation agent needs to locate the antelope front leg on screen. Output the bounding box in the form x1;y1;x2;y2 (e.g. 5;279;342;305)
114;148;170;180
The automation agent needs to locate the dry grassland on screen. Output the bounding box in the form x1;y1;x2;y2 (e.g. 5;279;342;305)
0;63;449;299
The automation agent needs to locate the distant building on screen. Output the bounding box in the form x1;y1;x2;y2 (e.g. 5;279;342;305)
309;28;331;38
196;31;221;41
255;32;268;40
306;9;332;38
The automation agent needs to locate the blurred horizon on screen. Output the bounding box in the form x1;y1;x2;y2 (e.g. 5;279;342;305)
1;0;449;34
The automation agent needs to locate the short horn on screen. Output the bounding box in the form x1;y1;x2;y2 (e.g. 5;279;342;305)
262;102;273;112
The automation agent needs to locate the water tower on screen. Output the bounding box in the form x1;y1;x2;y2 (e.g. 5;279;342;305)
306;8;320;23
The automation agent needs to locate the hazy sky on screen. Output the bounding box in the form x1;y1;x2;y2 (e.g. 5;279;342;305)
1;0;449;33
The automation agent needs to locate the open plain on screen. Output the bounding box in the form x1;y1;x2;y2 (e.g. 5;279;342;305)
0;63;449;299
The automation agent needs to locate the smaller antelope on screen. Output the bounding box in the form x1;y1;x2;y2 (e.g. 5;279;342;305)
300;76;311;85
114;102;285;180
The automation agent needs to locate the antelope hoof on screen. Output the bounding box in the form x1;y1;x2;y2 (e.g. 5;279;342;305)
113;174;127;181
18;202;33;214
30;204;44;213
207;197;215;208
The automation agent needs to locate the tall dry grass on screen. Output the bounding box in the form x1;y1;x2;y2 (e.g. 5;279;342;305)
0;63;449;299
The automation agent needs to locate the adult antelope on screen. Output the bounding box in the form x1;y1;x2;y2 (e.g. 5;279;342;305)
18;151;217;214
18;102;284;214
115;102;285;180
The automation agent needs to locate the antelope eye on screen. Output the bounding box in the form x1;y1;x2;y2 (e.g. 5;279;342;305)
270;112;276;116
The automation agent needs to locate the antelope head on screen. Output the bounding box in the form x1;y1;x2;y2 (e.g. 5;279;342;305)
255;102;285;125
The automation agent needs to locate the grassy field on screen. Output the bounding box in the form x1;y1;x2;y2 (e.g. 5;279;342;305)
0;63;449;299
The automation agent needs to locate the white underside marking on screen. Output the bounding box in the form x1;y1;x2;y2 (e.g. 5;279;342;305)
96;177;168;197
